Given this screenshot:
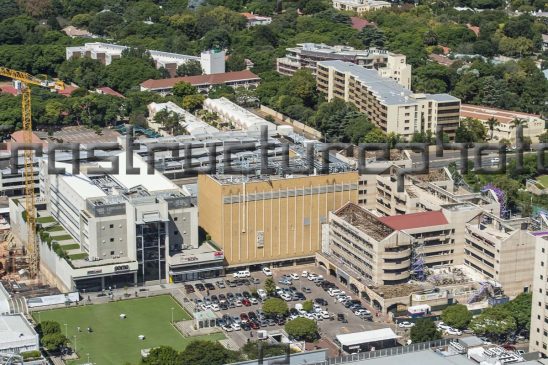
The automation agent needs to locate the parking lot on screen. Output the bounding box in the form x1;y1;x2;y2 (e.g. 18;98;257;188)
180;264;394;349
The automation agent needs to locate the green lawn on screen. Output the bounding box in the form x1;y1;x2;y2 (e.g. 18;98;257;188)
33;295;224;365
538;175;548;188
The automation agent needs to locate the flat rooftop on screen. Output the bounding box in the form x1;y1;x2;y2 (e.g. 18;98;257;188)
378;211;449;230
0;314;37;345
460;103;542;124
334;203;394;241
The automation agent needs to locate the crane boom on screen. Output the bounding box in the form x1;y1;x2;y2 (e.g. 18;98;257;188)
0;66;64;278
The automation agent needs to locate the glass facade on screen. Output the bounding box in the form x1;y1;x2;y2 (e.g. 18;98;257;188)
136;221;167;283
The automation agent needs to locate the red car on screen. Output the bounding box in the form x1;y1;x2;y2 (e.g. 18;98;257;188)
240;313;249;323
249;321;260;330
242;298;252;306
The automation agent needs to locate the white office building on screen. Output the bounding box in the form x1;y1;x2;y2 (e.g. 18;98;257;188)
332;0;391;14
66;43;224;76
0;314;39;354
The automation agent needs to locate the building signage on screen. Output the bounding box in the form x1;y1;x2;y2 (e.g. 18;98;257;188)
87;269;102;275
114;265;130;272
214;251;224;257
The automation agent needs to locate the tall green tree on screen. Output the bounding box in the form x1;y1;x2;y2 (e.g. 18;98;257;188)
410;319;441;343
262;298;289;316
179;340;239;365
441;304;472;329
284;317;318;341
141;346;181;365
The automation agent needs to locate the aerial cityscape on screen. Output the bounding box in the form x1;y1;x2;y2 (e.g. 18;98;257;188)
0;0;546;364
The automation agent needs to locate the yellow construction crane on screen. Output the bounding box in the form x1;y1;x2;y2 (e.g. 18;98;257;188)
0;67;64;278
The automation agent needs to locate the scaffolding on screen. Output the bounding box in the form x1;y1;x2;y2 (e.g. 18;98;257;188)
411;239;426;281
468;281;494;304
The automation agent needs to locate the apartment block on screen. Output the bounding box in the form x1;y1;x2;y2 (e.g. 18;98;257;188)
332;0;391;14
198;172;359;268
529;234;548;356
316;61;460;140
277;43;411;88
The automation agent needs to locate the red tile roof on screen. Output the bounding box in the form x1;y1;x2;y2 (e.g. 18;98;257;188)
140;70;260;90
350;17;374;31
460;104;542;124
97;86;125;98
467;24;480;36
57;85;78;97
378;211;448;230
0;86;18;96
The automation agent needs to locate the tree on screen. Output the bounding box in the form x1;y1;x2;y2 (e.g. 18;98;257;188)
241;341;288;360
226;54;247;72
18;0;52;17
176;60;203;76
284;69;317;107
441;304;472;329
179;340;239;365
102;56;161;93
264;278;276;294
172;82;198;98
469;306;517;340
142;346;181;365
88;10;123;36
182;94;205;112
302;300;313;313
410;319;441;343
360;27;386;48
37;321;61;336
262;298;289;316
285;318;318;341
486;117;499;140
41;333;67;352
503;293;532;333
456;118;487;143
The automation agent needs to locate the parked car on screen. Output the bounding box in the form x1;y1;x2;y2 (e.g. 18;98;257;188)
302;287;312;293
436;321;451;331
216;281;225;289
195;283;205;291
233;270;251;278
278;277;292;285
242;298;252;306
205;283;215;290
301;271;309;277
250;297;259;305
321;310;330;319
445;327;462;336
257;289;268;300
231;323;241;331
262;267;273;276
240;313;249;323
314;298;328;306
398;321;415;329
280;293;292;301
222;324;233;332
211;304;220;311
290;273;300;280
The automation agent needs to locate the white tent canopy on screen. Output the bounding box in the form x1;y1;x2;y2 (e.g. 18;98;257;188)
336;328;399;347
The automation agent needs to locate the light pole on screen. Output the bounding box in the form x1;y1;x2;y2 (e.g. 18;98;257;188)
171;307;174;324
73;335;77;353
87;353;90;363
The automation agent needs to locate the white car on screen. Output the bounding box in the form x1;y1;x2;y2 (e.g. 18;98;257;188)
290;273;299;280
321;310;330;319
355;309;370;316
337;295;351;302
231;323;241;331
313;312;323;321
445;327;462;336
305;313;315;320
436;321;451;331
280;293;292;301
222;324;233;332
398;321;415;329
328;288;343;297
301;271;309;277
262;267;272;276
211;304;220;311
257;289;268;300
307;273;318;281
235;300;242;307
250;297;259;305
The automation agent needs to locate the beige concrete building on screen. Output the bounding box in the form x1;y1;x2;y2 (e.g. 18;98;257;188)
529;234;548;355
198;172;359;267
316;61;461;140
277;43;411;88
460;104;546;143
332;0;391;14
463;213;535;296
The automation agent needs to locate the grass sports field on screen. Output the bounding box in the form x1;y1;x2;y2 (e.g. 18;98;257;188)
33;295;224;365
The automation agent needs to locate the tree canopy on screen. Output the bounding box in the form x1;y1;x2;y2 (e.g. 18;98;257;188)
441;304;473;329
262;298;289;316
284;317;318;341
410;319;442;343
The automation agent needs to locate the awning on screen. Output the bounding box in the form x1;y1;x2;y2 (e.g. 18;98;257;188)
336;328;400;347
169;266;224;275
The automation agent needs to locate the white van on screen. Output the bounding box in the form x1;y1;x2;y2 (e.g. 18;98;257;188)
328;288;343;297
233;270;250;278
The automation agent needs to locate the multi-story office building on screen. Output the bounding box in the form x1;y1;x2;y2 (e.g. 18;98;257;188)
277;43;411;88
198;172;359;268
316;61;461;140
327;202;413;286
66;43;225;76
331;0;391;14
463;212;535;296
9;152;225;291
529;234;548;355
